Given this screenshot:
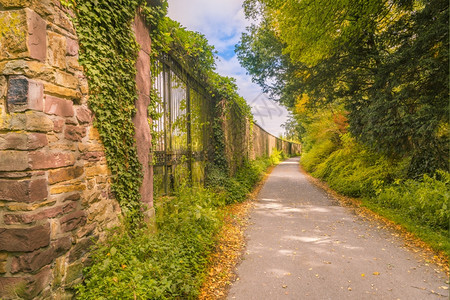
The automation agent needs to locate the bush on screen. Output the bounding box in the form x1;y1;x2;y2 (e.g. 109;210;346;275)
301;132;450;256
303;134;395;197
76;185;222;299
373;170;450;231
77;150;288;298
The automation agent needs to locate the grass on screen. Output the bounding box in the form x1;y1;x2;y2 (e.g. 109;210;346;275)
301;133;450;259
75;150;289;299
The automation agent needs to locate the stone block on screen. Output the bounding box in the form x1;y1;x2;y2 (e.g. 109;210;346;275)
29;151;75;170
44;82;81;101
7;76;44;112
49;165;83;184
0;223;50;252
0;132;27;150
26;8;47;62
26;111;54;132
11;236;71;273
64;193;81;202
0;76;6;99
85;164;109;177
0;170;44;178
47;31;66;69
0;261;6;273
0;10;27;60
65;262;83;287
68;236;96;263
4;202;75;225
6;199;56;212
78;143;104;152
66;55;83;72
88;127;101;140
60;210;86;232
0;0;31;7
8;113;25;130
44;95;74;117
75;106;92;124
0;132;48;150
66;38;79;56
0;178;47;202
0;150;28;171
54;70;79;89
0;277;27;299
27;133;48;149
80;151;104;162
64;125;86;141
50;182;85;195
19;265;52;299
53;118;65;132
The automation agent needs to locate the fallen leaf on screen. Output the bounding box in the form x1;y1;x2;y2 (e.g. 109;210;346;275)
361;274;365;277
373;272;380;275
282;285;288;289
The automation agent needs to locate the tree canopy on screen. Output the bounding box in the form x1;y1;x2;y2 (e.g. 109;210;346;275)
237;0;449;176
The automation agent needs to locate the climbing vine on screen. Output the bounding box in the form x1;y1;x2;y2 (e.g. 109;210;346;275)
62;0;253;222
62;0;168;224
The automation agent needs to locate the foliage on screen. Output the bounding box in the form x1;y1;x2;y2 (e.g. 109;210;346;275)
61;0;166;222
373;171;449;231
76;185;222;299
76;152;285;298
300;123;449;255
206;150;283;205
238;0;449;177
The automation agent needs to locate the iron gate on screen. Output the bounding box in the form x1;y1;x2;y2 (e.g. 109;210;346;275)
151;54;214;196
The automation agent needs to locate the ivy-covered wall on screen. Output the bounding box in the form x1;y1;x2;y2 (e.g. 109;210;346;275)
0;0;155;298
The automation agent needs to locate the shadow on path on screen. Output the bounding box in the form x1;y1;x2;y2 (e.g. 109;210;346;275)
228;157;448;299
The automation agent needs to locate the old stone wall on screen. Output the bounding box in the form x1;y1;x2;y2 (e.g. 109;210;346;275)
0;0;126;298
251;123;301;159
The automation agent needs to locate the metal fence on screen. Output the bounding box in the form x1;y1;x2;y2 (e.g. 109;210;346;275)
151;54;301;196
152;54;214;196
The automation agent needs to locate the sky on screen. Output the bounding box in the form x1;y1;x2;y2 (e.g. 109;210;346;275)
166;0;289;137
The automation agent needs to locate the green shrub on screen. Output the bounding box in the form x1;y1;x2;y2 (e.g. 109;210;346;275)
76;185;222;299
373;170;450;231
77;151;287;298
303;134;394;197
301;139;337;172
301;132;450;256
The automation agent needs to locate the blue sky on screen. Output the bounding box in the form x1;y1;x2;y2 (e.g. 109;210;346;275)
167;0;289;137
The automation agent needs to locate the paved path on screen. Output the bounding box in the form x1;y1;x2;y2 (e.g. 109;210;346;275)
228;157;448;299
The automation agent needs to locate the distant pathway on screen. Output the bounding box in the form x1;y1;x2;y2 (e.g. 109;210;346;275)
228;157;448;299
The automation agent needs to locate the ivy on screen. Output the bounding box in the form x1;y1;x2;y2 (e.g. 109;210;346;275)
62;0;168;224
62;0;253;223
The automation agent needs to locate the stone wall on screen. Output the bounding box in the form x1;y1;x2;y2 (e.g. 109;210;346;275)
0;0;130;298
251;123;301;159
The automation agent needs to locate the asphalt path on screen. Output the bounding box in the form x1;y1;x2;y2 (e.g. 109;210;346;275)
228;157;449;299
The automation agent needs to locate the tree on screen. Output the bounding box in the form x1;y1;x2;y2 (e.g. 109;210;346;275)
238;0;449;176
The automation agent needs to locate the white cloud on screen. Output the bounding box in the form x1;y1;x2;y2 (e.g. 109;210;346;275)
167;0;288;136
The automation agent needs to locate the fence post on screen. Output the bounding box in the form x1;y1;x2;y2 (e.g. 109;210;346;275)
186;81;193;184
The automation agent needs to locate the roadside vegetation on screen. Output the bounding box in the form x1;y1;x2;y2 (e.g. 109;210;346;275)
300;111;449;257
237;0;449;258
76;151;288;299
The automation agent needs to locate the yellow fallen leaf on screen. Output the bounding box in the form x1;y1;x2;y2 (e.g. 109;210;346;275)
282;285;288;289
373;272;380;275
361;274;365;277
